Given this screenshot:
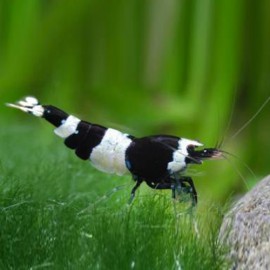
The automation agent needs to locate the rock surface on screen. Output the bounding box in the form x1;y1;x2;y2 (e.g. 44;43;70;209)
219;175;270;270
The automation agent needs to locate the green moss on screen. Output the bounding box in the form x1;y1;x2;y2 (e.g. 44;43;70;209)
0;125;229;269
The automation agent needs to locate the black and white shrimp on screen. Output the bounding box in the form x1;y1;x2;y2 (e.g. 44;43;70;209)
7;96;223;205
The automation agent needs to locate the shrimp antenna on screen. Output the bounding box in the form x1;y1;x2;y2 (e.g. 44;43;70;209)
220;149;257;190
229;96;270;141
216;87;237;149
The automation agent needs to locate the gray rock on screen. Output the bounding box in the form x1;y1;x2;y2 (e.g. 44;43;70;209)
219;175;270;270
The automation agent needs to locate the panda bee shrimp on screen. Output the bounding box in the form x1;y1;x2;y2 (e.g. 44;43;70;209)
7;96;224;206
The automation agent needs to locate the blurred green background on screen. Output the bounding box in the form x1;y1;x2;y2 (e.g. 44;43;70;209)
0;0;270;202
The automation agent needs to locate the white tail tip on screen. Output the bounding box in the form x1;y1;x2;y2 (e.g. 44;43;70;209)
6;96;44;117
